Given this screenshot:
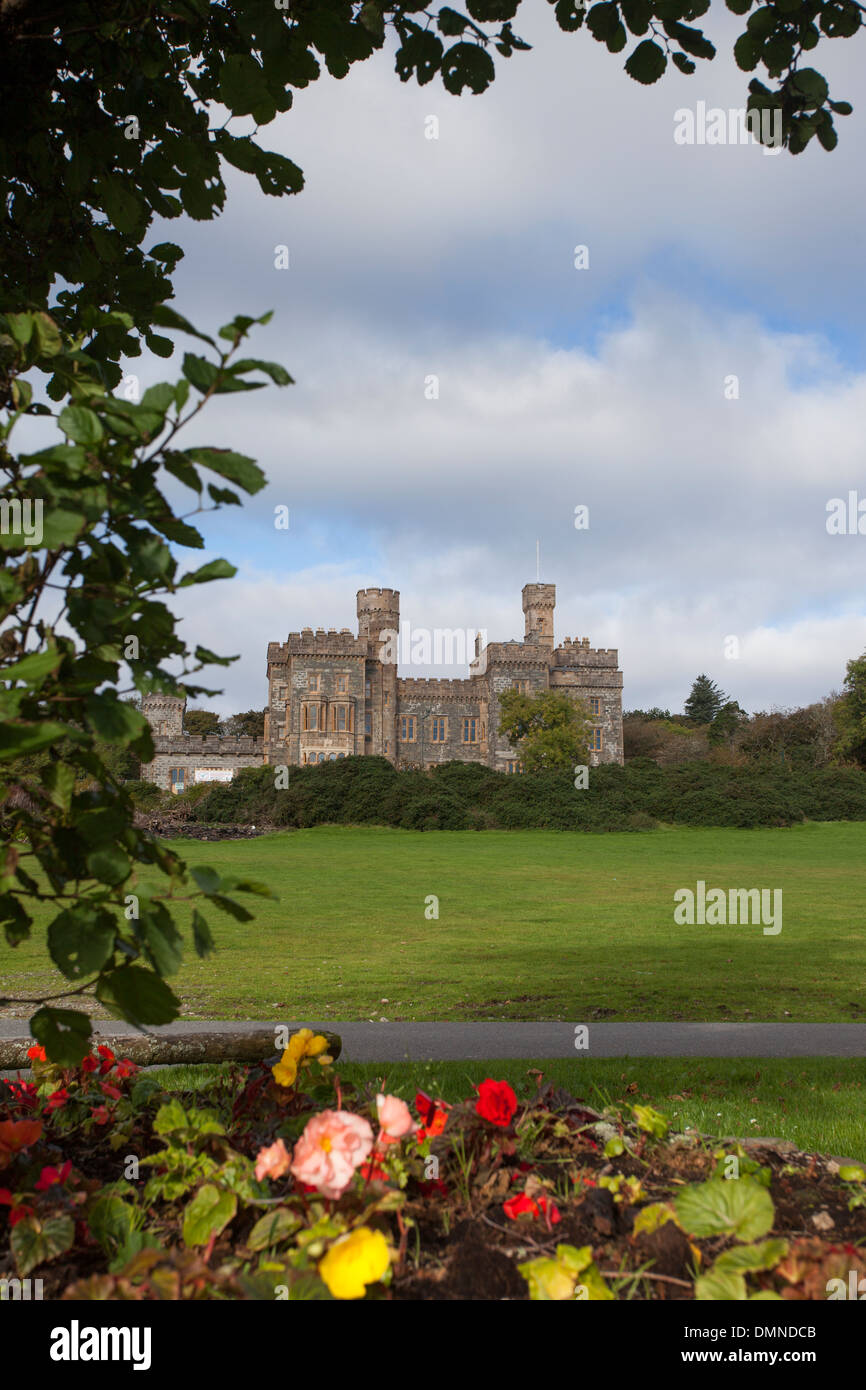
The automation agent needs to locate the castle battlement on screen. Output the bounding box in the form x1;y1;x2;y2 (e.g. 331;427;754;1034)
397;678;480;700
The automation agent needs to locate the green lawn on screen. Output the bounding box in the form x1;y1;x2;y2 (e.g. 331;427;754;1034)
4;821;865;1022
158;1057;866;1162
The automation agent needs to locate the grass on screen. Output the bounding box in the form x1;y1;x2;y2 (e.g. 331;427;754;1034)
156;1057;866;1161
4;821;865;1022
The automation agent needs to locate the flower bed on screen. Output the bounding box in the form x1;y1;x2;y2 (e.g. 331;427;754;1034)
1;1032;865;1301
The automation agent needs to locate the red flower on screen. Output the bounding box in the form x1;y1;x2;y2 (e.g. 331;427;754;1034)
3;1080;39;1112
91;1105;111;1125
26;1044;47;1062
97;1045;116;1075
115;1059;139;1079
35;1161;72;1192
99;1082;122;1101
0;1192;35;1226
475;1079;518;1128
414;1092;448;1141
80;1055;99;1074
416;1177;449;1198
503;1192;561;1224
503;1192;536;1220
45;1087;69;1112
359;1161;389;1182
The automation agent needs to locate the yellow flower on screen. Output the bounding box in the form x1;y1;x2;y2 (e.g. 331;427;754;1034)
318;1227;390;1300
272;1029;332;1088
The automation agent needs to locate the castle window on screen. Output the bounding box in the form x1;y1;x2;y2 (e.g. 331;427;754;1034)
462;717;479;744
302;703;323;732
401;716;416;742
431;717;447;742
365;677;372;699
169;768;185;793
334;704;351;733
384;690;390;706
384;740;390;754
276;685;287;701
590;727;603;751
337;674;348;693
308;673;321;692
365;712;372;736
589;697;601;716
513;679;530;694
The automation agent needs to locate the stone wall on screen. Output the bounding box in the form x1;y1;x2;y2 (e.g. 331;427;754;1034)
142;735;265;791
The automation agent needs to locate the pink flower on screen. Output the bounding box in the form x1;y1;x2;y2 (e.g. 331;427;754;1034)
290;1110;374;1199
254;1138;291;1182
376;1094;417;1140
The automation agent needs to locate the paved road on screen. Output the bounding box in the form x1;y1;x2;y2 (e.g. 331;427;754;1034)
1;1020;864;1059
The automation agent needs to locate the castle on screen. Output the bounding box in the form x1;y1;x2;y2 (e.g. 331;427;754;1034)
140;583;623;791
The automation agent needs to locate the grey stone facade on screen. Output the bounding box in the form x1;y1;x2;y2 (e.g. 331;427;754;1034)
139;582;623;787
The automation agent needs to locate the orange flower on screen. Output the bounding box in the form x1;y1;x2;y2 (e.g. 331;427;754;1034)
0;1119;43;1164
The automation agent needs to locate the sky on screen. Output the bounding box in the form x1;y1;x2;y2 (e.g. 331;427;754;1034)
123;2;866;716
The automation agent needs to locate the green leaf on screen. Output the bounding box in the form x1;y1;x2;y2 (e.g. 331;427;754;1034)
185;447;266;495
230;357;293;386
84;694;149;746
47;906;116;979
153;1099;188;1135
149;242;185;265
674;1178;775;1242
11;1214;75;1277
0;721;73;761
792;67;829;106
632;1104;669;1138
839;1165;866;1183
58;405;104;445
248;1208;302;1250
88;1194;140;1256
179;558;237;586
42;762;76;812
219;53;267;116
182;353;219;393
714;1238;788;1273
96;966;180;1025
182;1184;237;1246
191;866;222;895
86;845;132;886
733;33;759;70
151;305;216;346
191;908;214;958
441;42;496;95
1;649;63;686
624;39;667;84
695;1267;748;1300
30;1006;92;1065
